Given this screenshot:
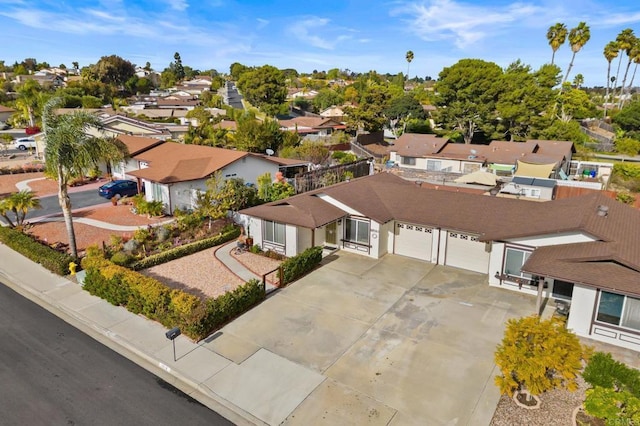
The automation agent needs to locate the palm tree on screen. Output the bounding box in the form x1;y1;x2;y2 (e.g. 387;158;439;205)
405;50;414;86
42;97;128;259
562;22;590;86
603;41;620;117
0;191;41;227
15;79;43;127
619;35;640;109
547;23;568;65
614;29;636;104
572;74;584;88
626;51;640;106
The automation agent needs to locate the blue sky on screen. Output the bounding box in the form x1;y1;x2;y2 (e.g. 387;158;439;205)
1;0;639;87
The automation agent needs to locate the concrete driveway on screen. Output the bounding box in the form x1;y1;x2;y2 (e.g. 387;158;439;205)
205;253;539;425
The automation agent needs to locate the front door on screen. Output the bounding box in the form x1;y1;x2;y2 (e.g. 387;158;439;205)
326;222;337;246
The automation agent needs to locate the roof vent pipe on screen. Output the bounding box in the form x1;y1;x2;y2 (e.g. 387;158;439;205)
597;205;609;217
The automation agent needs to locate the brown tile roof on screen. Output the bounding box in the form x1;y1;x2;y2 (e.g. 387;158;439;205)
128;142;248;183
250;153;310;167
242;195;346;228
156;99;200;107
241;172;640;290
393;133;449;157
430;142;487;162
0;105;15;113
215;120;237;131
116;135;165;156
279;117;343;129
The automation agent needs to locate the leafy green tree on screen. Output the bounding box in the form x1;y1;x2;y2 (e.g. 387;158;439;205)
434;59;504;144
562;22;591;85
547;23;567;65
494;315;585;399
557;87;597;120
536;119;589;143
234;115;284;153
613;99;640;133
195;173;257;228
256;173;294;202
495;62;560;140
81;95;103;108
615;137;640;156
0;190;41;227
43;97;128;258
173;52;185;82
91;55;136;87
279;140;330;165
237;65;287;116
230;62;250;81
312;88;344;112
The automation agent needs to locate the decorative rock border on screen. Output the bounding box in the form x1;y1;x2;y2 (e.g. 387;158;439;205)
513;390;541;409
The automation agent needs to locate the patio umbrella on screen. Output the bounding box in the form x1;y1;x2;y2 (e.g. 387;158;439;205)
454;171;498;186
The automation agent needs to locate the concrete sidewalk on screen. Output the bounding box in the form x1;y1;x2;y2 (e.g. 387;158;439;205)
0;243;326;426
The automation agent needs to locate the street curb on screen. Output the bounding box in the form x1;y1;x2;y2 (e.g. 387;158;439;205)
0;264;265;426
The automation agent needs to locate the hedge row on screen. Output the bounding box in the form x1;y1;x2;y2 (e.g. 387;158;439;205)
0;226;73;275
281;246;323;285
81;251;264;340
0;164;45;175
130;226;241;271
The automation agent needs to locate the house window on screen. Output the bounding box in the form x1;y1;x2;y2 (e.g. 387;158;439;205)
503;247;532;279
426;160;441;171
401;156;416;166
263;220;285;245
152;183;162;201
344;218;369;246
597;291;640;331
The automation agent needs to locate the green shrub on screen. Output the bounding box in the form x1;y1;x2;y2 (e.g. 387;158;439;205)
613;163;640;180
0;227;74;275
110;251;134;266
145;200;164;217
130;226;241;270
281;246;323;285
584;352;640;396
81;252;265;340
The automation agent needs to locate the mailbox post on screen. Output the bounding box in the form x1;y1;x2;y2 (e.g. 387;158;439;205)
165;327;181;361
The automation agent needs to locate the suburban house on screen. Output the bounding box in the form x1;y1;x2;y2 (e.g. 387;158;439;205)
126;143;305;213
389;134;575;178
239;172;640;351
279;117;346;136
0;105;14;123
110;135;165;180
96;114;173;140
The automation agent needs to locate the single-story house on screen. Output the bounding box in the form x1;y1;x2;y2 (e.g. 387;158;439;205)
389;135;575;178
110;135;165;180
127;143;303;213
239;172;640;352
0;105;15;122
499;176;557;200
279;117;346;136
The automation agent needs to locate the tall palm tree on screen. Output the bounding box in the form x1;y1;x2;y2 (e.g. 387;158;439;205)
562;22;591;86
405;50;414;84
15;79;43;127
547;23;568;65
614;29;636;104
42;97;128;259
603;41;620;117
619;35;640;109
626;51;640;106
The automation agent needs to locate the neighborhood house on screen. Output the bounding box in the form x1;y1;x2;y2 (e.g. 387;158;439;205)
239;172;640;352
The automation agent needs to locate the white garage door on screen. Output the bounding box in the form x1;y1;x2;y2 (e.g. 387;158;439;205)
445;232;490;273
394;222;433;261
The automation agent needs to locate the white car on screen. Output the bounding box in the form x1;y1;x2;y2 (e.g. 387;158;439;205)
14;137;37;151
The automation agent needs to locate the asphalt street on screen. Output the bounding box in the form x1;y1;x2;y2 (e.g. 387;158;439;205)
0;282;233;426
26;189;109;219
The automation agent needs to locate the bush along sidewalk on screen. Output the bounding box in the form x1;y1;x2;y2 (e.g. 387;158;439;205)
281;246;323;285
0;226;73;275
81;247;264;340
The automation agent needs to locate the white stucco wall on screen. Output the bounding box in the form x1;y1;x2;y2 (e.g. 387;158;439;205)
169;180;207;213
285;224;298;257
566;284;596;336
369;220;384;258
378;221;392;257
297;227;313;253
221;156;280;186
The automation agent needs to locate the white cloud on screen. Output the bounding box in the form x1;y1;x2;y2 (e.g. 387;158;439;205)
600;12;640;26
256;18;269;29
392;0;543;49
287;16;352;50
166;0;189;11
